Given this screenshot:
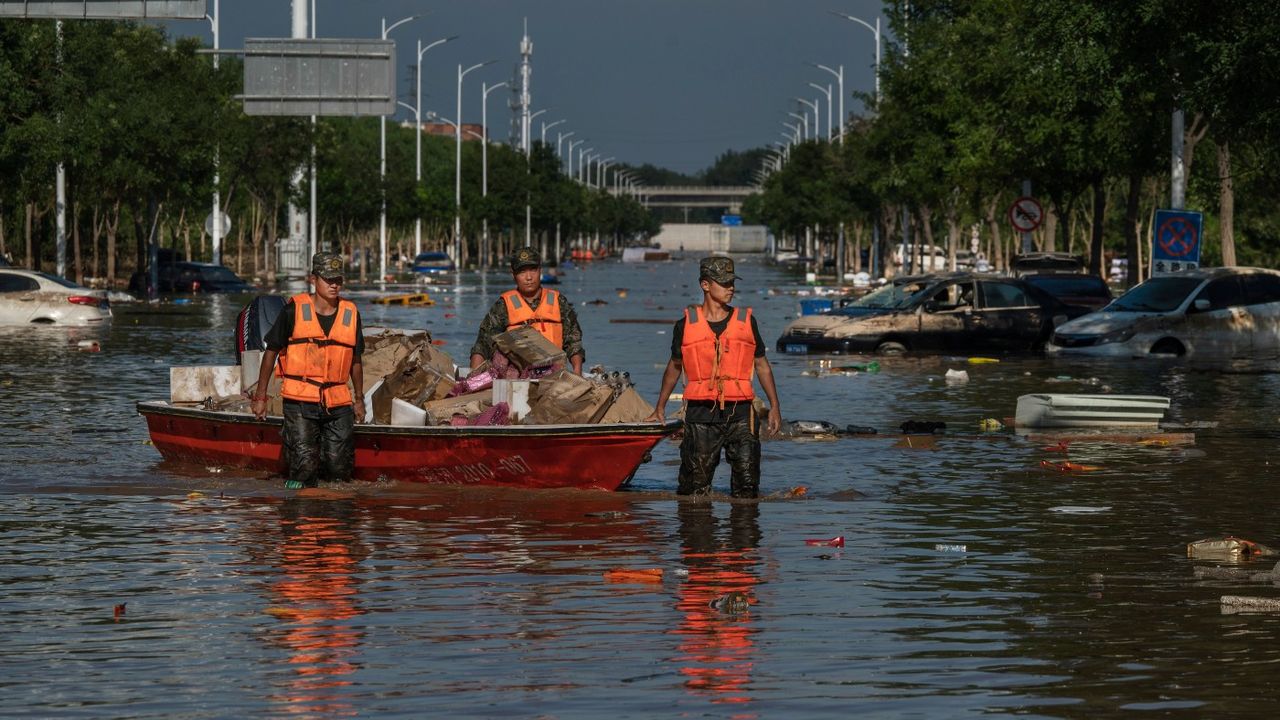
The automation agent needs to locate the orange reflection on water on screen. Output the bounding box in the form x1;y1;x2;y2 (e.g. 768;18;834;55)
671;503;762;710
263;502;366;717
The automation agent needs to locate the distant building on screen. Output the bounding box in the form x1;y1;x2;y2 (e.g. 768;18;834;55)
400;120;487;142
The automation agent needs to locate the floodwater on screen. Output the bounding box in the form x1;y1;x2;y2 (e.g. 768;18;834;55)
4;257;1280;718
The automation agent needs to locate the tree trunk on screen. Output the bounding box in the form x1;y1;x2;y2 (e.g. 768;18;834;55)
1218;141;1236;267
852;219;864;273
1041;202;1059;253
105;201;120;288
1124;172;1142;287
25;202;34;270
235;217;245;275
1183;112;1209;184
945;210;960;272
1089;181;1107;277
268;202;279;279
916;205;934;271
250;198;262;279
0;203;7;261
72;201;83;285
985;196;1003;273
90;205;100;282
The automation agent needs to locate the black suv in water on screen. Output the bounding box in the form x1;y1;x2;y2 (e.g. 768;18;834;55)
129;262;256;295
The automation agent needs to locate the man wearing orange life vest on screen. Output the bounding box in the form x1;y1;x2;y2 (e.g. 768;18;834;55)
252;252;365;489
646;257;782;498
469;247;585;374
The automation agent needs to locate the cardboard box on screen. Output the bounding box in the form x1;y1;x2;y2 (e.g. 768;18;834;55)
492;379;533;421
423;390;492;425
171;366;242;403
524;371;615;425
391;397;427;426
372;361;451;425
598;386;655;424
493;326;567;371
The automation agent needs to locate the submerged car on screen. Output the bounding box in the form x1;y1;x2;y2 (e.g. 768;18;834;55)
1022;273;1113;311
1047;267;1280;360
778;273;1083;355
129;262;255;295
0;269;111;326
827;275;935;318
410;251;456;274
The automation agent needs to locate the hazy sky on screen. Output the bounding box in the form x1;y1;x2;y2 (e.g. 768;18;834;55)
166;0;891;174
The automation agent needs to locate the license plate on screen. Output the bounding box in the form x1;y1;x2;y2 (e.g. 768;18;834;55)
784;344;808;354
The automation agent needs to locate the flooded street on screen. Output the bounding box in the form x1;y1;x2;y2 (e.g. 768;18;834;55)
4;257;1280;718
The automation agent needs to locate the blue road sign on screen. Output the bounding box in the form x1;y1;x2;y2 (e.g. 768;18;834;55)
721;214;742;226
1151;209;1203;274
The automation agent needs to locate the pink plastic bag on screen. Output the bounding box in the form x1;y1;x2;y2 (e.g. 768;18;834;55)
469;402;510;426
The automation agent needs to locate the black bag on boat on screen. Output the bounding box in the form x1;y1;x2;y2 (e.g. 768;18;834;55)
235;294;286;364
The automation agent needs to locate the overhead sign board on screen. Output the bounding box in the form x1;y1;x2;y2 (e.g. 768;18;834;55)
0;1;206;18
241;38;395;117
721;214;742;226
1008;196;1044;233
1151;209;1203;275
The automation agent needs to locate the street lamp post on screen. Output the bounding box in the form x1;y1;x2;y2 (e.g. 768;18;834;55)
795;97;820;140
809;62;845;143
208;1;223;267
831;11;881;104
542;119;565;145
378;13;420;283
480;80;508;270
455;60;495;272
523;108;548;247
578;147;595;184
410;36;457;261
597;158;615;189
557;131;575;168
808;82;833;142
567;138;585;177
786;112;808;141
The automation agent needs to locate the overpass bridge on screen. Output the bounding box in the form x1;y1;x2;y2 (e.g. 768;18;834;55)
610;185;758;214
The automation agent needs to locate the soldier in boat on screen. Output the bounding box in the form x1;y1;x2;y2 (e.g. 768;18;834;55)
469;246;585;374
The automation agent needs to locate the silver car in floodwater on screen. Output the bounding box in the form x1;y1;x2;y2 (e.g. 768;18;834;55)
0;269;112;327
1047;267;1280;360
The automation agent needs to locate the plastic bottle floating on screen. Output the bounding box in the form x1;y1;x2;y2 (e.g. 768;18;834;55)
804;536;845;547
967;357;1000;364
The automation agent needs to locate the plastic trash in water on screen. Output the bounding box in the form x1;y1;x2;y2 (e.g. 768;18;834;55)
1041;441;1071;452
935;543;967;553
944;368;969;384
1188;536;1277;560
1221;595;1280;613
804;536;845;547
710;591;752;615
1049;505;1112;514
967;357;999;364
845;425;878;435
76;340;101;352
1040;460;1103;472
978;418;1003;431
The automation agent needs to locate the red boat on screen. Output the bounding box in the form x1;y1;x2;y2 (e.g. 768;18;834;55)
570;246;610;261
137;401;680;491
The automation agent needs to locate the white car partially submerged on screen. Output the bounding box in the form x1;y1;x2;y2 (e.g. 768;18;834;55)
1047;267;1280;360
0;269;112;327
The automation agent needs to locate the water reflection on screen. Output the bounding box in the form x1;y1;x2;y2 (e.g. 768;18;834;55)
251;499;367;717
672;502;762;707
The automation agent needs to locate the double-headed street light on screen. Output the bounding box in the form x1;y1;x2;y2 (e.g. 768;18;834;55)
455;60;496;270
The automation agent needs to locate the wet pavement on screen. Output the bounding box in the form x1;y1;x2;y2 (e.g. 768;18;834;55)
4;256;1280;718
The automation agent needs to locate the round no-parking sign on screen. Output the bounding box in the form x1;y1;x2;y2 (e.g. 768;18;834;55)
1008;196;1043;233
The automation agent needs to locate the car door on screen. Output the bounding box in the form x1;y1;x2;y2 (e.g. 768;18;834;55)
1186;276;1250;359
0;272;41;324
1241;272;1280;359
918;281;975;351
975;280;1045;352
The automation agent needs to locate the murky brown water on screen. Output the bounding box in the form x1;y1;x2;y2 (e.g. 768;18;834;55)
4;257;1280;718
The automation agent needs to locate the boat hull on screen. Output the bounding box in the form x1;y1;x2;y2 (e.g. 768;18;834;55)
138;401;679;491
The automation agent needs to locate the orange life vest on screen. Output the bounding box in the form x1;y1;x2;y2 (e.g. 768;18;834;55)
681;305;756;406
502;288;564;348
278;293;358;408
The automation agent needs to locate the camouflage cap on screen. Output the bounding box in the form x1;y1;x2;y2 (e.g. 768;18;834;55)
510;246;542;272
699;256;741;285
311;252;345;279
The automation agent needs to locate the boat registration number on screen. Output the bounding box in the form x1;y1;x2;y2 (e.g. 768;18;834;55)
784;344;809;354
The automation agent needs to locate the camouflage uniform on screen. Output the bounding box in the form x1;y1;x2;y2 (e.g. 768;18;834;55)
469;247;586;362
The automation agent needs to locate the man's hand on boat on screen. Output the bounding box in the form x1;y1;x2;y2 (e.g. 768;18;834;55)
643;408;664;424
353;397;366;423
251;395;268;420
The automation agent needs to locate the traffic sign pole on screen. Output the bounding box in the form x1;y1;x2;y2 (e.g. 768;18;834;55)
1020;180;1033;254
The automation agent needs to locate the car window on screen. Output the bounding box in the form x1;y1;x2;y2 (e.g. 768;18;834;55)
34;272;81;289
1024;275;1110;299
1242;273;1280;306
1108;276;1203;312
924;282;976;312
1194;276;1246;311
0;273;40;292
200;266;244;283
980;281;1034;309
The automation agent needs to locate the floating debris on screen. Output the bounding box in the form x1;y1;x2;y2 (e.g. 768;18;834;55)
1049;505;1112;514
804;536;845;547
603;568;664;584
